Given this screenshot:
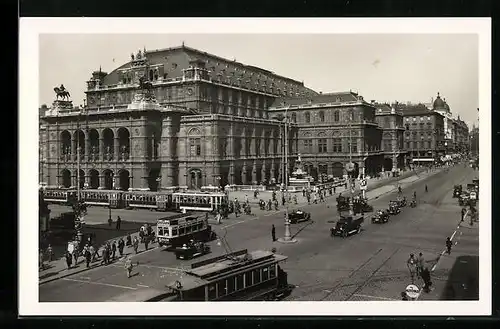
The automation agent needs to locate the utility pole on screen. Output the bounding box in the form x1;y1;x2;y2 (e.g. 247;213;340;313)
348;109;355;217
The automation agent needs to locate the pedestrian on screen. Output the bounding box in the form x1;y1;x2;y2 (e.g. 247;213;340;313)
421;267;432;292
108;217;113;227
293;195;298;204
425;185;428;193
271;224;276;242
116;216;122;230
417;252;425;277
461;208;466;222
144;236;150;251
282;195;286;206
398;185;402;194
126;234;132;247
133;236;139;254
100;245;108;265
413;191;417;200
89;245;96;262
111;241;117;260
73;248;79;265
125;256;134;278
407;253;417;284
446;237;452;254
85;247;91;268
118;238;125;257
274;199;279;211
39;249;45;271
65;251;72;270
46;244;53;263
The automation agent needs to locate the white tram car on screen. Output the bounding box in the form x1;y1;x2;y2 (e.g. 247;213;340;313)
172;192;228;213
156;214;217;248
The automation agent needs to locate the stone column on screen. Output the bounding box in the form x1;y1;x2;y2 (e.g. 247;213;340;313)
85;135;90;161
114;137;120;161
252;162;257;184
229;162;235;185
261;162;266;184
99;137;104;161
71;136;76;160
98;174;105;189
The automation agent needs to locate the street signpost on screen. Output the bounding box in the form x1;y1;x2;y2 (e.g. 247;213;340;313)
360;178;367;199
405;284;420;300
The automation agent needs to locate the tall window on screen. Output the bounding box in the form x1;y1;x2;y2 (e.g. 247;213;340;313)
318;138;327;153
406;142;410;149
384;117;390;128
332;138;342;152
291;113;297;122
334;111;340;122
305;112;311;123
190;138;201;156
303;139;313;153
319;111;325;122
348;141;357;153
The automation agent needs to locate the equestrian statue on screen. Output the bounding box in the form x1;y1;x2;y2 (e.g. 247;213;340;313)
54;84;71;101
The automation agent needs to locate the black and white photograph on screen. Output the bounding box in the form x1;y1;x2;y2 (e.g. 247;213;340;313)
19;18;491;316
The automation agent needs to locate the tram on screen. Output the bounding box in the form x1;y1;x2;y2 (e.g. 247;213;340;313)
78;189;122;208
156;214;216;248
43;188;78;205
172;191;228;213
156;249;292;301
123;191;173;211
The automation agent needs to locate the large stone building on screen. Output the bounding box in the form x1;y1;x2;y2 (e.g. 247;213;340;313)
397;102;446;161
40;45;467;191
268;92;389;180
452;116;470;153
40;45;316;191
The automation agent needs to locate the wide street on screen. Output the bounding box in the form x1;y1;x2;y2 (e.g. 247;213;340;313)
39;164;479;302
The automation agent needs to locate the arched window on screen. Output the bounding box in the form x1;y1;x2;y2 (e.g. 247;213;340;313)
291;113;297;122
334;111;340;122
305;112;310;123
319;111;325;122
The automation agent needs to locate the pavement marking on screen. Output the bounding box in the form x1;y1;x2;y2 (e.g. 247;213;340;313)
353;294;399;301
221;220;245;229
61;277;138;290
79;276;91;280
137;284;149;288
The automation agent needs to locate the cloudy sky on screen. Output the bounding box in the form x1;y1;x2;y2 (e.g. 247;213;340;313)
39;33;479;126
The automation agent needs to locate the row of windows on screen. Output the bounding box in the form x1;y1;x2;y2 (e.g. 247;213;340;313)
406;141;433;149
405;116;432;122
206;264;277;300
302;138;357;153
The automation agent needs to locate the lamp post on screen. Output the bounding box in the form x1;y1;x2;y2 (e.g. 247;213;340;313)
277;106;296;244
347;109;355;217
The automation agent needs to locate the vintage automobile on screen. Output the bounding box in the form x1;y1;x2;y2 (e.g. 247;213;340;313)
174;241;211;260
288;210;311;224
388;201;401;215
453;185;463;198
371;209;389;224
458;192;470;206
353;198;374;214
330;214;364;238
396;196;407;208
336;195;350;212
409;198;417;208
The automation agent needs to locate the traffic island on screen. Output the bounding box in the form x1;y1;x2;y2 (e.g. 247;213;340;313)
277;237;298;244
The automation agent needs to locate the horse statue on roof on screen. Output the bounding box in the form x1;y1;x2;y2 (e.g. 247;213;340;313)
54;84;71;101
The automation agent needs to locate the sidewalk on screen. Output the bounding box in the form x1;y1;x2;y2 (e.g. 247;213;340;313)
39;224;158;285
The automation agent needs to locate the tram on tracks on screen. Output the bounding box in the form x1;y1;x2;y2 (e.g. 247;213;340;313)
156;213;216;248
172;191;228;213
42;188;78;205
42;188;228;212
113;249;293;302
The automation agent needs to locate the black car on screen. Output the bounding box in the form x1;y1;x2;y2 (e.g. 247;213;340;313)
453;185;462;198
395;196;407;208
331;215;364;237
288;210;311;224
371;210;389;224
174;241;211;260
388;201;400;215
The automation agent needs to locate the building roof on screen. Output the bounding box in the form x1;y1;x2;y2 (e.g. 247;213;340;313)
395;102;435;116
433;92;446;110
269;91;365;109
99;45;317;97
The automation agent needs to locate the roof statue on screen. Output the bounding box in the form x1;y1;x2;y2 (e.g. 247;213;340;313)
54;84;71;101
131;53;135;61
137;49;142;60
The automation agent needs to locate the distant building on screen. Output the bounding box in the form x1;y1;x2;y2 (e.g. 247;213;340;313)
397;102;446;164
470;124;479;156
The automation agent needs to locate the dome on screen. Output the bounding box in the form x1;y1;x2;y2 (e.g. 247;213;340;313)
433;92;445;109
443;99;450;112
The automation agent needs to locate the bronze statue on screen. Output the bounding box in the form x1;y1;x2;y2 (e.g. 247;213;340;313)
131;53;135;61
138;75;153;91
54;84;71;100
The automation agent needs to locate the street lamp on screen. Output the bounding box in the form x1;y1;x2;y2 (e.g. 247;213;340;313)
275;106;296;244
347;108;355;217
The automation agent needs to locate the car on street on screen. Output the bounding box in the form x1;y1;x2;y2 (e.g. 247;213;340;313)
288;210;311;224
388;201;401;215
371;209;389;224
331;214;364;237
174;241;211;260
453;185;463;198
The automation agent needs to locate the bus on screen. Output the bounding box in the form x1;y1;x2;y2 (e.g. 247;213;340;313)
161;249;292;301
172;192;228;213
156;214;216;248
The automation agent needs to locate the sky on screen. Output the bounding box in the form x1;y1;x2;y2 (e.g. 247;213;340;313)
39;33;479;127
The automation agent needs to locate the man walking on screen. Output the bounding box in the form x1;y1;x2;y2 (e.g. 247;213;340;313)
118;238;125;257
111;241;117;260
125;256;134;278
133;236;139;254
116;216;122;230
446;237;453;254
271;224;276;242
407;253;417;284
416;252;425;278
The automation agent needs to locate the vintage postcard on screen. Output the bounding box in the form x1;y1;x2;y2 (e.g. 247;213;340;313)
19;17;491;316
